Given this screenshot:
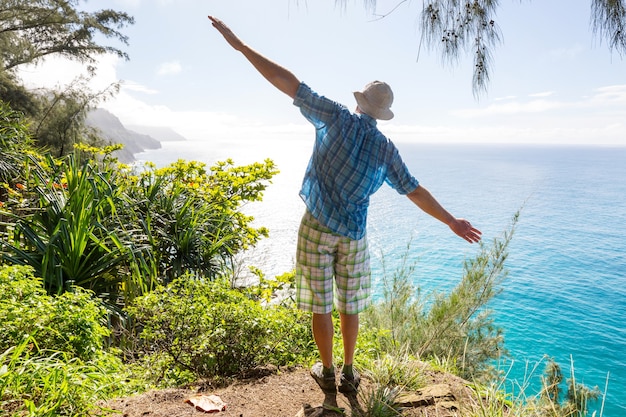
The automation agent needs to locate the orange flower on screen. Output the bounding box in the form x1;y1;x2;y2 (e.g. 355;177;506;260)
15;183;25;190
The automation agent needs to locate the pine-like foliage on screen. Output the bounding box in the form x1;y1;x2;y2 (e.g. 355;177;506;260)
363;211;519;381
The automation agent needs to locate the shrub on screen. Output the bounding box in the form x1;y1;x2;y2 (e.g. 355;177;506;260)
120;158;279;284
362;212;519;382
126;275;315;386
538;357;601;417
0;265;109;361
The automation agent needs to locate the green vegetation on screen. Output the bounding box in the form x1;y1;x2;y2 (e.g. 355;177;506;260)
0;2;607;415
126;275;314;386
120;158;277;285
0;265;139;416
0;265;108;360
1;0;132;155
1;339;134;417
361;215;515;382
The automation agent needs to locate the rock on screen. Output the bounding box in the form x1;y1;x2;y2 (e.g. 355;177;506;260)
396;383;459;410
184;394;226;413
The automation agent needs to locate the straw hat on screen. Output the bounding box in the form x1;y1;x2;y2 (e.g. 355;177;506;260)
353;81;394;120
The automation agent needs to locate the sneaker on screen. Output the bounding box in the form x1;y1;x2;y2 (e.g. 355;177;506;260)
338;369;360;394
310;362;336;394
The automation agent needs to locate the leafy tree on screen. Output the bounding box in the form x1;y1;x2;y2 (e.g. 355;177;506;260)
591;0;626;56
0;0;133;72
0;100;32;186
0;0;132;153
121;158;279;284
341;0;626;96
29;78;119;156
0;70;37;115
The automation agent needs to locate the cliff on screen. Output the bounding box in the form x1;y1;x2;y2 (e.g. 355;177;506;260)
85;109;186;163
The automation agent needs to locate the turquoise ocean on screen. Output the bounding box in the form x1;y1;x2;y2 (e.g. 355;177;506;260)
136;138;626;416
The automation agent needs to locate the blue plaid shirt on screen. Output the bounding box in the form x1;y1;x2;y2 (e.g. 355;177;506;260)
293;82;419;240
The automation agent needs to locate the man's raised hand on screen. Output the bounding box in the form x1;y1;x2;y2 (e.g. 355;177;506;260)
208;16;245;51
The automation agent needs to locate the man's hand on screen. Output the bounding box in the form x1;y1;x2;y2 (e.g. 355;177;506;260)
208;16;245;51
207;15;300;99
449;218;482;244
407;185;482;244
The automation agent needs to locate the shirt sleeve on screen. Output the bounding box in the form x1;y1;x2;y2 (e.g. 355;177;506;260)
293;82;345;128
384;142;420;195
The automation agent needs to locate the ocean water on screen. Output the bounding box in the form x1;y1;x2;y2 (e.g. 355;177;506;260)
136;139;626;416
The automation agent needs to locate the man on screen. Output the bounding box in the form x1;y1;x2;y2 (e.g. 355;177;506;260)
208;16;481;398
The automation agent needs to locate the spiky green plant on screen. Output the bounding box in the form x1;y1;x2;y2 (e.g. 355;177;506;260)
119;158;278;284
1;153;150;301
353;384;403;417
365;353;426;391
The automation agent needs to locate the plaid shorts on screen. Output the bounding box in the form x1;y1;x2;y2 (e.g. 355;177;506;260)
296;210;371;315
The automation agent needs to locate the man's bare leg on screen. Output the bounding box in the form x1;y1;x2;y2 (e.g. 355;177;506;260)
312;312;334;369
339;313;359;367
312;312;340;410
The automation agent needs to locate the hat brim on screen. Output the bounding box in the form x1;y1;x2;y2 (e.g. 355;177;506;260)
354;91;394;121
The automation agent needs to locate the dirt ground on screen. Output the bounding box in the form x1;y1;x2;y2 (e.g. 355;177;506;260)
98;364;479;417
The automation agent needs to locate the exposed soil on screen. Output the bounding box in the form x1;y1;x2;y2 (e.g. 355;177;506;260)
98;363;483;417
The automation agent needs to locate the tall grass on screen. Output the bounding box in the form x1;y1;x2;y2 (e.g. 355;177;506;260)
0;338;136;417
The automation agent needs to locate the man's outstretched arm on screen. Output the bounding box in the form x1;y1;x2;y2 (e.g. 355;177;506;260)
208;16;300;99
407;185;482;244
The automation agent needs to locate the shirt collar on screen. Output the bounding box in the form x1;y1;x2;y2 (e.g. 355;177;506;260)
359;112;377;127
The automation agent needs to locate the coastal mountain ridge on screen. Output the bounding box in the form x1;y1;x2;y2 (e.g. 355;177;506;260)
86;108;186;163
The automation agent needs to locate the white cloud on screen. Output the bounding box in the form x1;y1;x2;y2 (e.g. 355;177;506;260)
101;80;626;146
18;54;121;92
385;84;626;145
494;95;517;101
100;89;310;142
590;84;626;104
529;91;554;98
452;98;566;118
156;61;182;76
113;0;141;8
387;120;625;145
119;81;159;95
112;0;174;8
549;44;585;60
451;85;626;120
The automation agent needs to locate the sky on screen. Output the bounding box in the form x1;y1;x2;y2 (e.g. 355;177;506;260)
17;0;626;146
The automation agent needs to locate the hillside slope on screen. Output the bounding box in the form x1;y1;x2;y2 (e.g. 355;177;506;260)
86;109;186;163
